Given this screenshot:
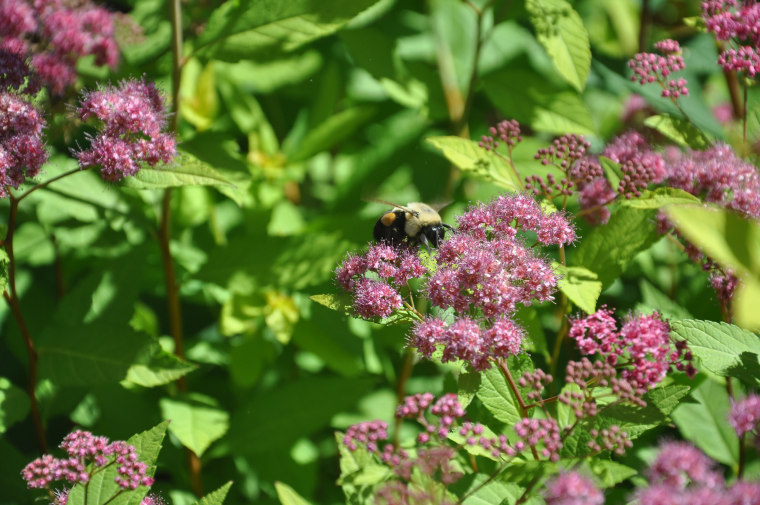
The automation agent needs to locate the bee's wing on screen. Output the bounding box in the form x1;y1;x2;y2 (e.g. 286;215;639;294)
431;201;453;212
365;198;418;216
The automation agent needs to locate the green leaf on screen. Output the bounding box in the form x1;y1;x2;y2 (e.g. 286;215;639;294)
646;384;691;416
555;264;602;314
483;68;595;135
160;394;230;457
124;343;197;388
573;207;659;288
666;204;760;330
194;482;233;505
477;365;522;426
457;370;481;410
289;105;377;162
527;0;591;92
671;319;760;376
599;156;621;191
672;378;739;465
588;460;637;488
275;482;314;505
0;378;30;433
426;136;522;191
195;0;381;61
37;260;151;387
309;293;352;313
643;114;710;149
122;151;236;190
67;422;168;505
621;187;701;209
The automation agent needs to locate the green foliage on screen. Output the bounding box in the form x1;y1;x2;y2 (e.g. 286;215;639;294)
4;0;760;504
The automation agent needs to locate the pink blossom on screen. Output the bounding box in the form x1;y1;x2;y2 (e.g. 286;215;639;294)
629;40;689;99
729;394;760;437
0;92;47;197
544;472;604;505
352;278;403;319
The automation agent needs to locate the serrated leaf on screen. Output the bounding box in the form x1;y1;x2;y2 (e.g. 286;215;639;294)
122;151;235;190
672;378;738;465
476;364;522;426
458;370;481;409
275;482;313;505
621;187;700;209
647;384;691;416
644;114;710;149
573;207;659;288
124;343;197;388
194;482;233;505
426;136;522;191
671;319;760;376
527;0;591;92
599;156;621;191
195;0;381;61
555;264;602;314
160;395;229;457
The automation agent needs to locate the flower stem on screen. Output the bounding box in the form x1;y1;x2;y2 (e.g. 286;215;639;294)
497;359;540;460
393;349;416;447
17;166;85;203
3;193;47;452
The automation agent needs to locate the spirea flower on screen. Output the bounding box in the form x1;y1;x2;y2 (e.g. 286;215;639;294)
22;430;154;494
647;441;724;489
544;472;604;505
0;91;47;197
513;417;562;461
343;420;389;453
518;369;553;403
0;0;121;95
729;394;760;437
75;79;177;181
569;309;695;394
665;143;760;219
0;47;39;93
603;131;666;198
629;40;689;99
577;177;615;225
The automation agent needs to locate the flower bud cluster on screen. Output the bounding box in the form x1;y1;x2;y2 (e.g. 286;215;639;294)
528;134;598;199
514;417;562;461
569;308;696;394
75;79;177;181
588;426;632;455
21;430;154;493
628;39;689;99
336;243;426;319
0;0;120;95
0;47;39;93
703;1;760;77
603;131;666;198
0;91;47;196
729;393;760;437
518;369;553;403
478;119;522;152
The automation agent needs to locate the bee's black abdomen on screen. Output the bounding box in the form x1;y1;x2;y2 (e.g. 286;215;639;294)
373;210;407;245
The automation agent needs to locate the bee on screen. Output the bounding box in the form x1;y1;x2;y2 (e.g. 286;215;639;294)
372;200;453;251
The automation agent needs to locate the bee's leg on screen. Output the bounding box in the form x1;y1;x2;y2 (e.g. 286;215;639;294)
419;233;431;253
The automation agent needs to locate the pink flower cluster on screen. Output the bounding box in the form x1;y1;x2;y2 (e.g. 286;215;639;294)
634;440;758;505
335;243;426;319
544;472;604;505
703;0;760;77
603;131;666;198
75;79;177;181
729;393;760;437
21;430;154;492
0;0;120;95
46;488;164;505
629;39;689;99
0;91;47;197
569;308;696;393
0;47;39;93
665;144;760;219
478;119;522;152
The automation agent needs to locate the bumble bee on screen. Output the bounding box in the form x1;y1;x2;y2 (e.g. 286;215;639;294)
372;200;453;251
